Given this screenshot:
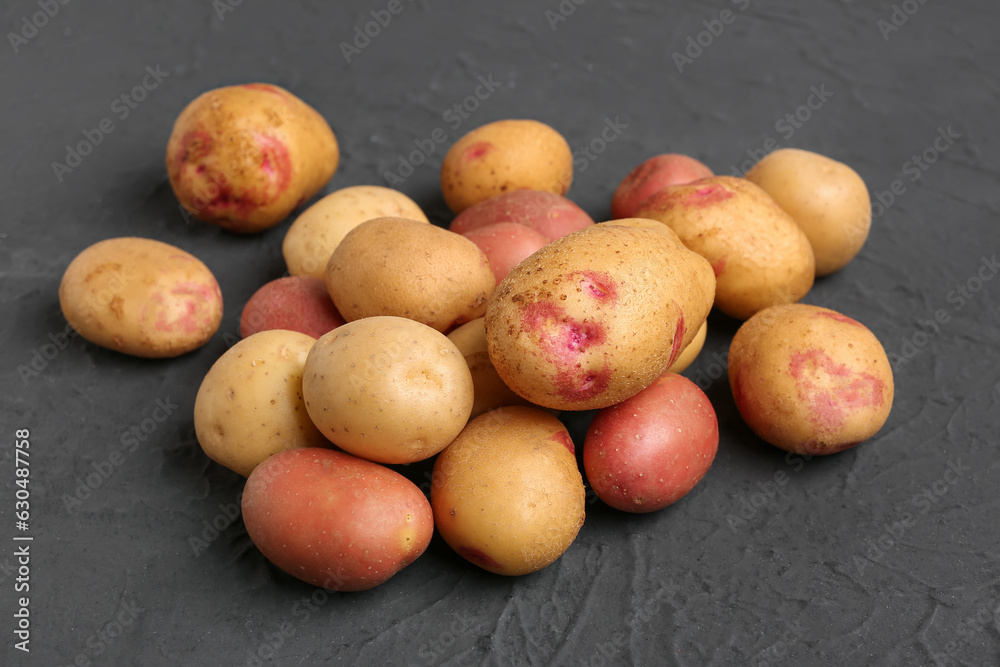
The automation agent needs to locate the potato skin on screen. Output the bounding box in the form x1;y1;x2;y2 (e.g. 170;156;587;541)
485;222;715;411
240;276;345;339
441;120;573;214
302;316;474;464
728;304;894;455
462;222;549;284
611;153;713;219
668;320;707;374
242;448;433;591
431;407;584;576
283;186;428;279
59;237;222;358
634;176;815;320
447;318;537;418
746;148;871;276
326;217;495;332
194;330;328;477
450;190;593;241
584;372;718;513
166;83;339;233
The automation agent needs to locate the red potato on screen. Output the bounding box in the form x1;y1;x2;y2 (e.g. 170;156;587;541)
242;448;434;591
462;222;549;284
583;372;718;513
450;190;594;242
240;276;345;339
611;154;713;219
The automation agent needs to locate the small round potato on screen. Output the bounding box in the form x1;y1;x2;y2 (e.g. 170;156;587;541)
194;330;328;477
450;190;593;241
440;120;573;214
431;406;585;576
728;304;894;455
635;176;815;320
611;153;713;219
461;222;549;284
326;217;495;332
447;318;537;418
240;276;345;339
283;186;429;279
302;316;474;464
59;237;222;358
166;83;339;233
746;148;872;276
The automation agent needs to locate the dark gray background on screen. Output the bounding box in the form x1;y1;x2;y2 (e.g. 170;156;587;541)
2;1;998;665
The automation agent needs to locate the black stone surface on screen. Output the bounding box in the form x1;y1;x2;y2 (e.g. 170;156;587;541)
2;1;999;665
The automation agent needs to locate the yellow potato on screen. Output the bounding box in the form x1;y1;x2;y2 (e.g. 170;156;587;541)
302;316;474;464
431;406;584;576
326;217;495;332
59;237;222;358
635;176;815;320
166;83;339;233
485;221;715;410
746;148;871;276
728;304;894;455
283;186;429;279
447;318;537;419
440;119;573;214
668;320;707;374
194;330;327;476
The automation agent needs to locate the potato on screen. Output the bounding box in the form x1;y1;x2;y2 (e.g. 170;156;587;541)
635;176;815;320
431;407;584;575
240;276;345;339
584;372;718;512
302;316;473;464
166;83;339;233
728;304;894;455
611;153;713;219
194;330;327;477
440;120;573;214
326;217;495;332
461;222;548;284
243;448;433;591
447;318;537;419
485;222;715;411
746;148;871;276
283;185;429;279
58;237;222;358
449;190;594;241
668;319;707;374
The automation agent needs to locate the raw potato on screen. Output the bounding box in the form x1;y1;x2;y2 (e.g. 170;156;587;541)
194;330;328;477
746;148;872;276
447;318;537;418
450;190;594;241
462;222;549;284
611;153;714;219
166;83;339;233
431;407;584;575
283;185;429;279
669;320;707;374
242;448;433;591
441;120;573;214
59;237;222;358
635;176;815;320
728;304;894;455
302;316;474;464
485;222;715;411
240;276;345;339
326;217;495;332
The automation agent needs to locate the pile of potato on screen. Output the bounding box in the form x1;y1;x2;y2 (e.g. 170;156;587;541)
57;83;894;591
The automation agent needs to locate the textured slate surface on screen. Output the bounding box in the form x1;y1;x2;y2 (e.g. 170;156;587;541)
1;1;998;665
